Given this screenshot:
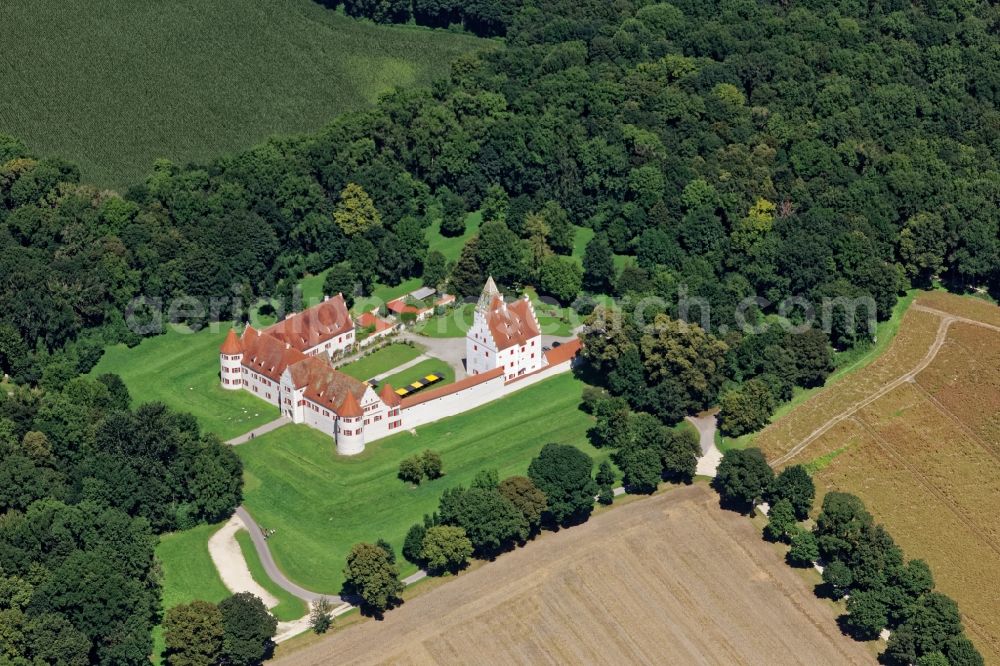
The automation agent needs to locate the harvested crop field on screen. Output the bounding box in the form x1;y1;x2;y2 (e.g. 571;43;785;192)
272;485;873;666
757;291;1000;663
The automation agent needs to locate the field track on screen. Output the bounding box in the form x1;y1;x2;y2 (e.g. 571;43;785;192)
770;302;1000;467
758;292;1000;664
271;485;873;665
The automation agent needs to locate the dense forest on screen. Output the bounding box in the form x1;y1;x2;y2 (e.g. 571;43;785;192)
1;0;999;660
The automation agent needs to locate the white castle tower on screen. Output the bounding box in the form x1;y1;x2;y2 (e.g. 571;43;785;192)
219;328;244;390
335;390;366;455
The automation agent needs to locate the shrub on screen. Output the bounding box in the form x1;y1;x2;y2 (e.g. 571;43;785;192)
398;456;423;484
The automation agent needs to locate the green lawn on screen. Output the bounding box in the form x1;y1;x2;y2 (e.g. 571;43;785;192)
336;343;422;381
412;303;475;338
376;359;454;392
0;0;488;189
234;530;308;622
570;225;593;265
153;522;230;663
90;325;277;440
425;211;483;263
236;372;610;593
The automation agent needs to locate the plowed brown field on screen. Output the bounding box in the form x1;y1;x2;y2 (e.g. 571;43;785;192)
757;291;1000;664
271;485;874;666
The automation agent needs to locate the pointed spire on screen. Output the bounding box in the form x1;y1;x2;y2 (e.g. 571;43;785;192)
379;382;401;407
337;390;363;418
477;276;500;314
220;328;243;355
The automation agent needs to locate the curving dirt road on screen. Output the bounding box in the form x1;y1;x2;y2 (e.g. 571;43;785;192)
771;303;1000;468
770;312;954;468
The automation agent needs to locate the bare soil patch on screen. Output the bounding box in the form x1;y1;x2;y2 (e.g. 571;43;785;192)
272;485;873;666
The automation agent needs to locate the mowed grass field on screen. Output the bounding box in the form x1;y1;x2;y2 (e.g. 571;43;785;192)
756;292;1000;664
336;343;422;381
90;325;276;440
270;485;874;665
236;372;613;593
0;0;488;189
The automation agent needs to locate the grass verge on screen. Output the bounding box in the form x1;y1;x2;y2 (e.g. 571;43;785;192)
234;530;309;621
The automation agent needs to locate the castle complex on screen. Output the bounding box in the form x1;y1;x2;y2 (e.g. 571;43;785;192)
220;279;564;455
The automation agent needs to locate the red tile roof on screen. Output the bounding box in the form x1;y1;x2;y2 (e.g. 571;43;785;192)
220;328;242;354
265;294;353;352
379;383;401;407
338;389;364;418
386;298;425;315
357;312;394;333
287;355;368;415
485;296;540;350
543;338;582;365
241;332;308;382
400;367;504;408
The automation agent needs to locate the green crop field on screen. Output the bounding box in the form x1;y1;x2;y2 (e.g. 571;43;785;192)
0;0;488;189
236;372;612;593
337;343;422;381
90;325;276;440
234;530;308;622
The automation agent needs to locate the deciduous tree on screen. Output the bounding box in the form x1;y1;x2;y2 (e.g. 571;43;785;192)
218;593;276;666
164;600;224;666
421;525;473;574
342;543;404;615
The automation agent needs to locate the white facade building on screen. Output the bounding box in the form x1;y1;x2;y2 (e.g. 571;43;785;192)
465;277;543;381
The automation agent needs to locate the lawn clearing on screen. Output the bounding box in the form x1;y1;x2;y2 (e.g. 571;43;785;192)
412;303;475;338
336;343;422;381
234;530;308;622
270;485;874;666
236;372;611;593
157;522;230;611
376;359;454;393
425;211;482;263
0;0;488;189
90;325;276;440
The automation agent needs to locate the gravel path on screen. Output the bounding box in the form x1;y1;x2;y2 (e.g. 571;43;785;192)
208;515;279;607
226;416;290;445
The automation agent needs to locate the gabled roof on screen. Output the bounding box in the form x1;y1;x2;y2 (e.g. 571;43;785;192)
379;383;401;407
265;294;354;352
220;328;242;355
241;332;308;382
484;295;540;351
